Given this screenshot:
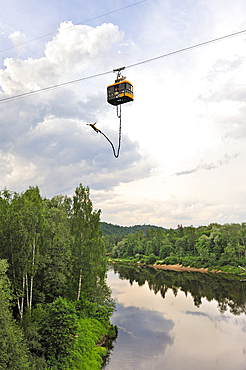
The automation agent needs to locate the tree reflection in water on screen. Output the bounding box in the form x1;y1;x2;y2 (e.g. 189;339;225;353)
103;265;246;370
110;264;246;315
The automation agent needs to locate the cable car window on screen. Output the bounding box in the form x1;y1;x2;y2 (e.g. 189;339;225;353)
107;86;114;99
125;83;132;94
119;83;126;92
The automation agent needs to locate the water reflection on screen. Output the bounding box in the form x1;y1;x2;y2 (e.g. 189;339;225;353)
111;264;246;315
106;303;174;369
104;265;246;370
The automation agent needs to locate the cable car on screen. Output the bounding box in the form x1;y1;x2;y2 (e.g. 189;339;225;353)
87;67;133;158
107;68;133;106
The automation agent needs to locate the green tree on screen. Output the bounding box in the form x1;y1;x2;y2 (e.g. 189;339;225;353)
0;259;30;369
0;187;44;317
21;186;44;312
39;296;78;368
125;234;135;257
195;235;210;261
210;226;222;259
223;242;236;261
175;237;188;257
37;206;72;303
184;226;197;254
144;240;154;256
71;184;106;302
159;237;173;259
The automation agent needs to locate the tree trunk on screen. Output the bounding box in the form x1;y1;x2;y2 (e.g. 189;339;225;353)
29;237;36;310
20;276;25;318
26;273;29;309
77;268;82;301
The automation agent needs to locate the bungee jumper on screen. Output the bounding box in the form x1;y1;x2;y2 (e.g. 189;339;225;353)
87;67;134;158
86;122;100;133
87;118;122;159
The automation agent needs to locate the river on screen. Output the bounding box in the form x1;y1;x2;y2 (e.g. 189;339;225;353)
103;264;246;370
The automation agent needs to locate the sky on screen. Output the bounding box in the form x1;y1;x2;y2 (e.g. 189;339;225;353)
1;0;246;228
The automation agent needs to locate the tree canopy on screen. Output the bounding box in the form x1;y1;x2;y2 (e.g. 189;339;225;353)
0;184;115;369
104;223;246;272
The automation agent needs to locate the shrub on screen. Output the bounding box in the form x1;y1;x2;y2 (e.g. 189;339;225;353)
148;254;157;265
39;297;78;367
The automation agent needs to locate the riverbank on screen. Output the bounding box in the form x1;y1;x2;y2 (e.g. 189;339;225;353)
109;258;246;276
153;263;209;273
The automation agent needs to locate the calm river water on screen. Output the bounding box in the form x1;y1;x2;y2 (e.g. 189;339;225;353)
103;264;246;370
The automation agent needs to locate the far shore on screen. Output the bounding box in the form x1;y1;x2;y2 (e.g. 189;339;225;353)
108;258;246;275
109;259;212;273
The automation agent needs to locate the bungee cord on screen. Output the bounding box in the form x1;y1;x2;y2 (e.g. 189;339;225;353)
2;24;246;158
87;105;122;158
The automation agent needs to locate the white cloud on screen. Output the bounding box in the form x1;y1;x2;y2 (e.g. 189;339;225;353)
0;21;153;198
1;0;246;227
9;30;25;45
0;22;125;95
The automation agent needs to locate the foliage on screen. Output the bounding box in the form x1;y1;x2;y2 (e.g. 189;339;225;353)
71;185;107;302
107;223;246;272
148;253;157;265
70;317;108;370
0;184;115;369
0;260;30;369
100;222;166;236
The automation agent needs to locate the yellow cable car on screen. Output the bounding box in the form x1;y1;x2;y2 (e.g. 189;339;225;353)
87;67;133;158
107;68;134;106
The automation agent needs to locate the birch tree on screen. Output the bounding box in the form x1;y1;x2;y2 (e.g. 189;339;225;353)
37;205;72;303
0;187;43;317
21;186;43;311
0;259;30;369
71;184;106;302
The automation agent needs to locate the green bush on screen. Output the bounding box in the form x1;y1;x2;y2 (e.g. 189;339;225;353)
148;254;157;265
39;297;78;368
164;254;179;265
0;260;30;370
71;317;108;370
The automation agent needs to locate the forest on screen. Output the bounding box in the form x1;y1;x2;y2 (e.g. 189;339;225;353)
1;185;246;369
100;222;166;236
103;222;246;273
0;184;116;370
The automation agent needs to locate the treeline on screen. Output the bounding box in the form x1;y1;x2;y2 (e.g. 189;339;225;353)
100;222;166;236
104;223;246;270
0;184;116;370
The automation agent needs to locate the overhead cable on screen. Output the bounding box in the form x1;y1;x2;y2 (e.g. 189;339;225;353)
1;27;246;104
126;28;246;69
0;70;112;103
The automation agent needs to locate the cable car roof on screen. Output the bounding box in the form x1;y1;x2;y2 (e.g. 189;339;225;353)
107;80;133;89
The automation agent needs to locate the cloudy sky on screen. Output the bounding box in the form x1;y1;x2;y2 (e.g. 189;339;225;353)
1;0;246;228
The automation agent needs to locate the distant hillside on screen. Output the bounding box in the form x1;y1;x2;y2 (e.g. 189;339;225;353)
100;222;166;236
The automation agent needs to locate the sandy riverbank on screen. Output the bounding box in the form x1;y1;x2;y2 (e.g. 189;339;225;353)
109;259;211;273
153;263;210;273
